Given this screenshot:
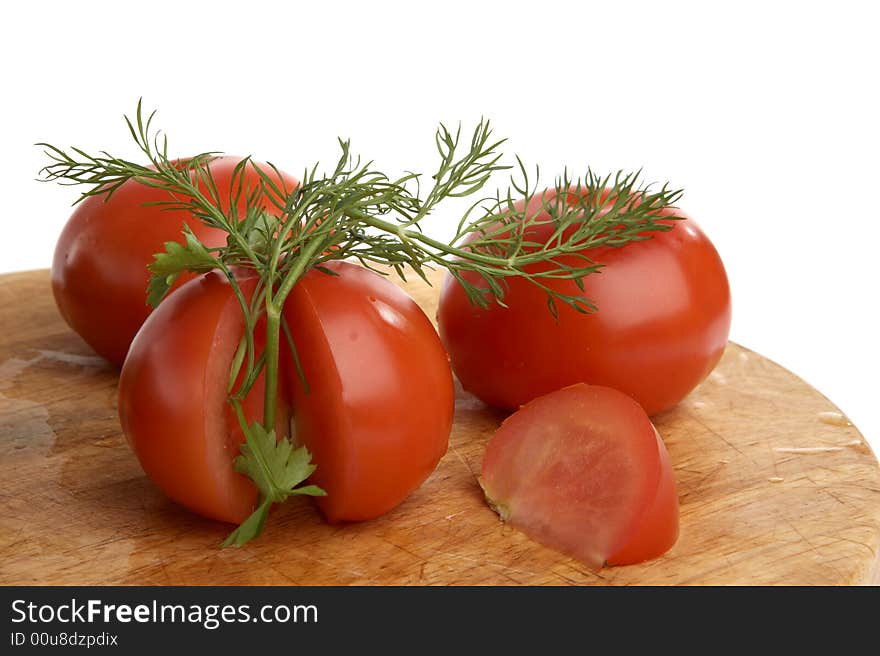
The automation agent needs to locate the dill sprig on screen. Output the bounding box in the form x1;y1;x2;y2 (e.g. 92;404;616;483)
38;100;683;545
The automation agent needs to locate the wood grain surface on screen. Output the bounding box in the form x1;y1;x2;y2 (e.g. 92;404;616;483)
0;269;878;585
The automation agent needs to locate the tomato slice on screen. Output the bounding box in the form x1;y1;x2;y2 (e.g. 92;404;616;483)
118;271;289;524
283;261;455;522
479;383;678;568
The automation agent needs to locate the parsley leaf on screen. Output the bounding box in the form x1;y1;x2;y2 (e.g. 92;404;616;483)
221;422;325;548
146;228;219;307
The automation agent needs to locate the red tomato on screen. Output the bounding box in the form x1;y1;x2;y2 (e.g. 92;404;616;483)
479;383;679;568
118;271;289;523
437;190;731;416
119;262;454;526
52;157;297;366
283;261;455;522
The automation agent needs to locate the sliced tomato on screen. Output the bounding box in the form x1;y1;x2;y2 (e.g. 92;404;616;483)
120;262;453;527
118;271;289;523
479;383;678;568
282;261;455;522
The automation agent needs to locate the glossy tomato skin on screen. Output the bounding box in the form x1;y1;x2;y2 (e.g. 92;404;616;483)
118;271;290;524
282;261;455;522
480;383;678;568
606;426;679;566
437;193;731;416
52;157;297;366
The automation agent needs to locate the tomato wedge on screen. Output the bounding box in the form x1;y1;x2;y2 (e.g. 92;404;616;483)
118;271;289;523
479;383;678;568
283;261;455;522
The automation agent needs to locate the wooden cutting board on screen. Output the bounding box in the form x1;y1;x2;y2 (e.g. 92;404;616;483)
0;269;878;585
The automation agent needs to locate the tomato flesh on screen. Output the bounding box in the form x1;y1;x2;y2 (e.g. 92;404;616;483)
118;271;289;524
283;261;455;522
52;157;297;366
480;384;679;568
437;190;731;416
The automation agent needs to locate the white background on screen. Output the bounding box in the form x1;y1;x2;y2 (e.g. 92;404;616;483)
2;1;878;449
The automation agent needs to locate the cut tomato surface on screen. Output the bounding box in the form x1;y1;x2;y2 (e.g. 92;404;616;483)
479;383;678;568
283;261;455;522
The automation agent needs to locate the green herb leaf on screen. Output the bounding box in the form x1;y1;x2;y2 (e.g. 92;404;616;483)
245;211;281;255
41;101;686;550
222;421;325;548
220;498;272;548
146;228;219;307
234;422;321;501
